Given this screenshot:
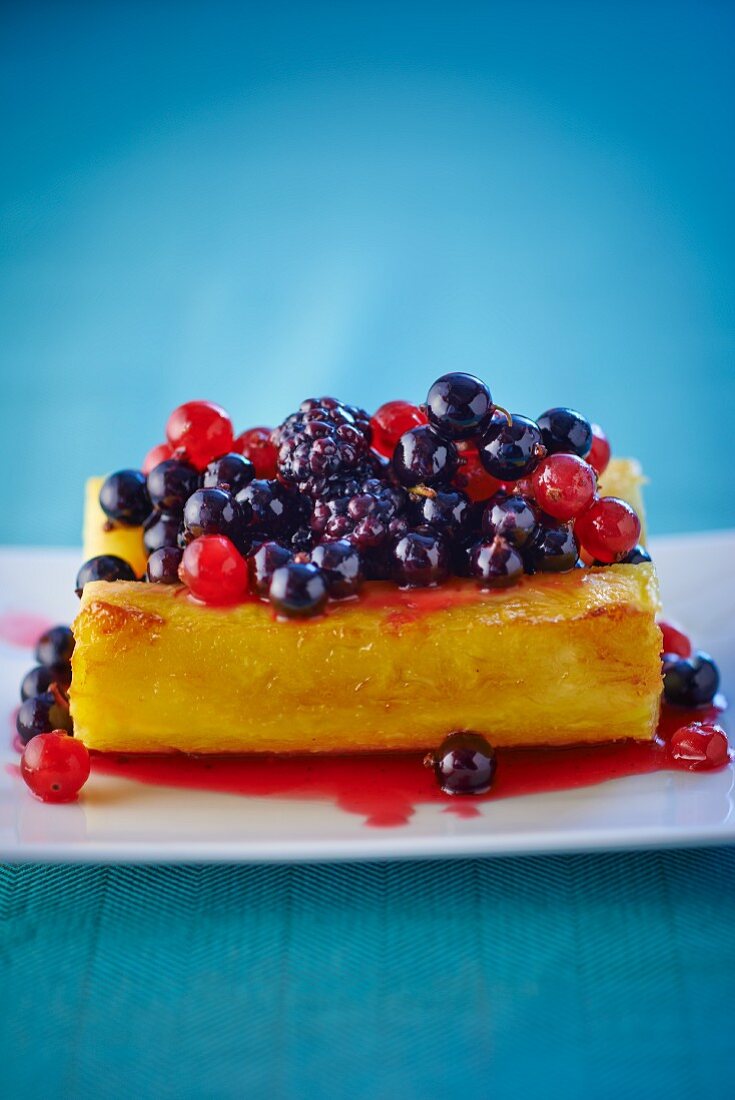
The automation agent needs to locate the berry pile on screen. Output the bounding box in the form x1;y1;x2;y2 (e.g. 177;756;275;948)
79;375;650;617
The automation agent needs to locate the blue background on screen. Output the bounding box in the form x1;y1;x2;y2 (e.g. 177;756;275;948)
1;0;733;545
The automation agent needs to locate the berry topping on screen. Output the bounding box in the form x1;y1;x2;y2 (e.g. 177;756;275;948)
21;731;90;803
21;663;72;702
668;723;730;771
426;373;494;439
143;511;182;555
587;423;611;475
468;536;524;587
311;539;363;599
620;544;651;565
453;443;504;502
142;442;173;475
525;520;579;573
530;453;597;521
537;407;593;458
269;562;328;618
183;488;247;543
146;546;184;584
16;690;73;745
166;400;234;470
574;496;641;563
482;492;539;548
179;535;249;605
370;401;427;457
658;620;692;658
428;731;496;795
75;555;137;596
478;414;545;481
236;478;301;539
392;529;450;588
99;470;152;527
408;488;471;539
234;427;278;479
146;459;199;514
202;452;256;495
662;651;720;708
392;425;458;487
35;624;74;666
248;541;293;596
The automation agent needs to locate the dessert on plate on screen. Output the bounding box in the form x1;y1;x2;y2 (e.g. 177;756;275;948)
14;373;728;803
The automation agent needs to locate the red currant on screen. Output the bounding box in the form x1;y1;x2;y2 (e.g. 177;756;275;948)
531;453;597;521
166;401;234;470
668;722;730;771
142;442;173;475
659;619;692;658
453;443;503;502
370;401;427;457
574;496;641;563
234;427;278;479
587;423;611;475
179;535;249;605
21;731;90;802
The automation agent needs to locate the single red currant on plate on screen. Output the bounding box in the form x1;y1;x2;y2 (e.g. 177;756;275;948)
21;731;90;803
179;534;249;605
166;400;234;470
668;723;730;771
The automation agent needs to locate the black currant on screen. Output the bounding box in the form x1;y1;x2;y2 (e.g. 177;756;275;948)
426;372;493;439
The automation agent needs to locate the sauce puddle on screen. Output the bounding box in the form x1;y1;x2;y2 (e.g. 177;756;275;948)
90;699;729;828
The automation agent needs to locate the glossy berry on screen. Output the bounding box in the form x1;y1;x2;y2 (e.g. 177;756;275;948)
620;544;651;565
146;546;184;584
142;442;173;475
453;444;504;502
668;723;730;771
234;427;278;479
392;529;450;587
479;414;545;481
408;488;471;538
392;426;458;487
248;541;293;596
236;479;301;538
183;488;247;543
531;453;596;521
269;562;328;618
179;535;249;605
574;496;641;563
587;424;611;475
659;620;691;658
21;732;90;802
16;690;73;745
468;536;524;587
370;401;427;457
99;470;152;526
143;511;182;555
426;373;493;439
202;452;256;495
537;407;593;458
311;539;363;599
166;400;234;470
482;492;539;548
429;731;496;795
35;624;74;666
146;459;199;514
21;663;72;702
75;555;137;596
662;651;720;708
525;521;579;573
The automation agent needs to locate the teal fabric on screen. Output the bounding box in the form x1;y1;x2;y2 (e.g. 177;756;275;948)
2;850;734;1099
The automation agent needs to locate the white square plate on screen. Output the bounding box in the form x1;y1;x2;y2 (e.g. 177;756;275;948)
1;534;733;863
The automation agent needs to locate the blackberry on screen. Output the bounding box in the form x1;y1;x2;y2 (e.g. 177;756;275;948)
275;398;371;490
311;476;407;551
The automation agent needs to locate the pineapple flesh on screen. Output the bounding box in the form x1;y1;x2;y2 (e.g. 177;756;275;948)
72;455;661;754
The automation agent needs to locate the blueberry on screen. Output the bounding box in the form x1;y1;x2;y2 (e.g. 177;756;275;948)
143;511;182;555
479;414;545;481
392;426;458;488
146;459;199;514
35;624;74;666
248;541;293;596
311;540;363;599
99;470;152;526
75;555;137;596
537;407;593;459
621;544;652;565
392;529;450;587
524;520;579;573
429;731;496;794
408;488;471;539
663;651;720;707
183;488;247;542
468;536;524;587
426;372;494;439
236;479;300;538
269;562;328;618
21;663;71;702
16;690;73;745
146;546;184;584
482;492;539;548
201;452;256;495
